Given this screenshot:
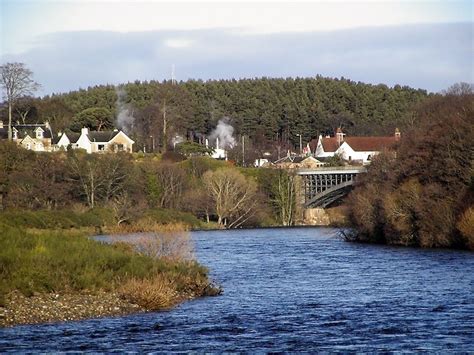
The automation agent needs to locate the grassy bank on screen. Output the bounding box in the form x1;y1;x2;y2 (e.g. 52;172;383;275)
0;220;220;326
0;208;218;233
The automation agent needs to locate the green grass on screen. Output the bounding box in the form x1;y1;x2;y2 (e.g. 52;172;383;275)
0;224;209;306
0;208;114;230
0;207;207;231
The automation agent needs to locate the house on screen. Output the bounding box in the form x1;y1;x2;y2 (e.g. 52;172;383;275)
206;137;228;160
55;127;134;153
0;120;54;152
313;128;400;164
274;154;325;169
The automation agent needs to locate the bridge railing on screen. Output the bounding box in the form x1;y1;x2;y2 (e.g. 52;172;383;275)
296;166;367;175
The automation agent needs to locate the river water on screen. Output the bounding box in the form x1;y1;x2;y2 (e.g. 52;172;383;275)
1;227;473;352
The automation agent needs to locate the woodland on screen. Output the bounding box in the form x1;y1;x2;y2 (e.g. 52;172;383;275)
3;76;429;157
348;91;473;250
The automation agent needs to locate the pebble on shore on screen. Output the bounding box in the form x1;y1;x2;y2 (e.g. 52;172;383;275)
0;291;146;327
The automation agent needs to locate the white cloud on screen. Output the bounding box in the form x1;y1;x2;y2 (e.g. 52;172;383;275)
1;1;472;54
164;38;194;48
4;23;471;95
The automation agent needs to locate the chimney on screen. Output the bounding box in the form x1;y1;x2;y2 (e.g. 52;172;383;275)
81;127;89;135
205;138;209;148
336;127;344;145
395;128;401;140
216;137;219;150
0;121;3;129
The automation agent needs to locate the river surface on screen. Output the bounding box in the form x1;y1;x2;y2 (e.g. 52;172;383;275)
1;227;473;352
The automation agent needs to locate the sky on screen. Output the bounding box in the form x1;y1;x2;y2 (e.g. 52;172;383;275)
0;0;473;95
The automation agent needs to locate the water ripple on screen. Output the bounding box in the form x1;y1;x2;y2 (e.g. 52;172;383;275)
1;227;473;352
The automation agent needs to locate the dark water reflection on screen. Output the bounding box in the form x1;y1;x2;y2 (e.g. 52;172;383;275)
1;228;473;352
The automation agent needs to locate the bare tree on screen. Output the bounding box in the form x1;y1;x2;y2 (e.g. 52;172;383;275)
203;168;258;228
271;170;297;226
0;63;40;140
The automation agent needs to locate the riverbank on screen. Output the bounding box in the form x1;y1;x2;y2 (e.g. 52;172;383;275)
0;291;145;327
0;223;221;328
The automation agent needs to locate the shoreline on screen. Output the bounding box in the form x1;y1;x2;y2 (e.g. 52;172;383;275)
0;291;146;328
1;283;221;328
0;226;222;328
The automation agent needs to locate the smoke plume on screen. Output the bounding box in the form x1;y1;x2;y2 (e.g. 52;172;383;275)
208;117;236;149
115;86;134;133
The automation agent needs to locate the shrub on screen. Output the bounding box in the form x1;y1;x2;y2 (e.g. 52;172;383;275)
457;207;474;250
119;275;176;310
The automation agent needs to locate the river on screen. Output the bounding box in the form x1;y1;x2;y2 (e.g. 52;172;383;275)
1;227;473;352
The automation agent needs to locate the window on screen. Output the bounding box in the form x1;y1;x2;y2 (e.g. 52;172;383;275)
98;144;105;151
12;130;17;140
348;156;352;161
36;129;43;139
117;144;124;151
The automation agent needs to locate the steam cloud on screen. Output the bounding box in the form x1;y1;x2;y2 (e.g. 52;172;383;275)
208;117;236;149
172;135;185;147
115;86;134;133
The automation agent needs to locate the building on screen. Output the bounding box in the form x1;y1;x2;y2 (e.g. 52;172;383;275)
274;155;325;169
206;137;228;160
313;128;400;164
0;121;54;152
55;127;134;153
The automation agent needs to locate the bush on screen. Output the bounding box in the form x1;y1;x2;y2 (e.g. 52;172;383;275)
119;275;176;310
457;207;474;250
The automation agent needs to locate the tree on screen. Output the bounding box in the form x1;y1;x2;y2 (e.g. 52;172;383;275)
0;63;40;140
271;170;297;226
175;141;214;157
202;168;258;227
348;92;474;249
72;107;113;132
143;161;187;209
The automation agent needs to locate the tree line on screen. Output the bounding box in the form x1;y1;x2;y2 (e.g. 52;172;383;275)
3;76;430;155
347;89;473;250
0;143;298;228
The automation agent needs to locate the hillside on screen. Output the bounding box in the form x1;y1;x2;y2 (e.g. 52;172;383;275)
5;76;429;152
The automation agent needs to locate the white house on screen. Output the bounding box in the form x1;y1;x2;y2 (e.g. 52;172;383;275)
0;121;54;152
314;128;400;164
55;127;134;153
206;137;228;160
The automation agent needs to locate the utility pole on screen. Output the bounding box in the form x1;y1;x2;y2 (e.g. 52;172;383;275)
171;64;176;85
242;135;245;166
297;133;303;155
162;98;167;152
150;135;155;152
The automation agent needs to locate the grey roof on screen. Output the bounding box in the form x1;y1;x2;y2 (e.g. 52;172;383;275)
87;130;120;142
0;123;53;140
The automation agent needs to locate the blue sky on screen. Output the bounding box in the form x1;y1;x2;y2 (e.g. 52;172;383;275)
1;1;473;95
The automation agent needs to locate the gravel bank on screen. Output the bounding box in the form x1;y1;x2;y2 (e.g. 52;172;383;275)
0;291;146;327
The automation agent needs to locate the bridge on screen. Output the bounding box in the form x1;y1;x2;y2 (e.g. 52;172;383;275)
296;166;367;208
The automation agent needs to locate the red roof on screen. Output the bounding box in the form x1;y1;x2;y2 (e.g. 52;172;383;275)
321;136;398;152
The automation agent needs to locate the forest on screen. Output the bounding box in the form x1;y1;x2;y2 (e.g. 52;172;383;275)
3;76;429;157
347;90;473;250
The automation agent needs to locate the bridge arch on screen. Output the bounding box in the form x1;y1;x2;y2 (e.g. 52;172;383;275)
296;167;366;208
